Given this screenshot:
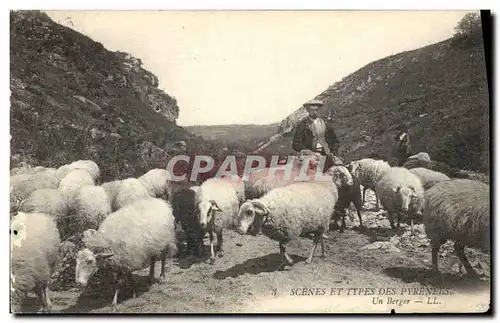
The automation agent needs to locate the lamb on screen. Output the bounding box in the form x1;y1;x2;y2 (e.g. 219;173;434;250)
75;198;178;311
56;160;100;182
331;173;364;233
375;167;425;231
113;177;151;210
10;212;61;313
60;185;112;241
423;179;490;277
171;186;204;258
236;180;338;270
346;158;391;210
10;172;61;215
138;168;172;201
408;168;450;190
58;169;96;208
196;178;240;263
18;188;68;221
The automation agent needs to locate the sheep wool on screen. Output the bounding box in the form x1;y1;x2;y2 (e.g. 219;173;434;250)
81;198;176;273
423;179;490;276
57;160;100;182
58;169;96;206
63;185;112;241
348;158;391;209
18;188;68;221
237;181;338;268
10;212;61;313
197;178;240;230
409;167;450;190
114;178;152;210
139;168;172;201
375;167;425;229
100;180;123;211
75;198;177;309
10;172;61;214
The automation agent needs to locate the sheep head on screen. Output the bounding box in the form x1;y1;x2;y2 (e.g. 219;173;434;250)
198;199;221;230
237;200;270;235
328;166;354;188
393;185;417;213
75;248;113;288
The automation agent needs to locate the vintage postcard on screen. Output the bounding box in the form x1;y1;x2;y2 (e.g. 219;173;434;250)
9;9;490;314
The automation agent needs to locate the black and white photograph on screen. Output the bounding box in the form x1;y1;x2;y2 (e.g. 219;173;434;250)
8;7;491;314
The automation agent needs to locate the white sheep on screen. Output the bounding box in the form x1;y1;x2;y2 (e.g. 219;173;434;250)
346;158;391;210
74;198;177;311
56;160;100;182
58;169;96;208
423;179;490;277
114;177;151;210
61;185;112;241
408;167;450;190
138;168;172;201
375;167;425;231
196;178;240;263
237;180;338;270
10;172;61;215
100;179;123;211
10;212;61;313
18;188;68;221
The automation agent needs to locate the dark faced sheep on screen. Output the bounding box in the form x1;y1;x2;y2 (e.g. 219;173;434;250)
171;186;204;258
423;179;490;277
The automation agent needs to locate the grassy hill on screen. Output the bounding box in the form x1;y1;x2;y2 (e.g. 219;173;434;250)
256;21;490;173
185;123;280;152
10;10;217;181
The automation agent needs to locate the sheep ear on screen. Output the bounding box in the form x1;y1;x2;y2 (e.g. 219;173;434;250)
409;185;415;192
392;186;401;193
209;200;221;212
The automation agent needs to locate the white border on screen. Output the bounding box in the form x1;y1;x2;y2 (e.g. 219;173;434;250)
2;1;498;322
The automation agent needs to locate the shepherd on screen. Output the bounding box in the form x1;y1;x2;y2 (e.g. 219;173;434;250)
292;99;342;171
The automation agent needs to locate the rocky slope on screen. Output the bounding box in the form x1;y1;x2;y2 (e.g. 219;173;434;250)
255;26;489;173
10;10;212;181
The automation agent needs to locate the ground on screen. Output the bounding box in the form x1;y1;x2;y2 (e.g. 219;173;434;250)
20;190;490;314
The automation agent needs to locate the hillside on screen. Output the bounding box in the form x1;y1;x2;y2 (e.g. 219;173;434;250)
185;123;280;152
10;10;216;181
256;26;490;173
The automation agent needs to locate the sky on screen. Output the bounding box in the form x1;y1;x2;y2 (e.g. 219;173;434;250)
44;10;477;126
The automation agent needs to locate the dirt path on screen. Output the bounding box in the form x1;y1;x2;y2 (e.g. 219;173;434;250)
24;191;490;313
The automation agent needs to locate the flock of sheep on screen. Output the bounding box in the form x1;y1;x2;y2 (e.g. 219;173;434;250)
9;151;490;313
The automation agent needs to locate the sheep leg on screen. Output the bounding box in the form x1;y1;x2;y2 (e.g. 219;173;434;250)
320;231;326;259
279;243;294;270
362;187;367;206
215;226;224;258
34;284;49;313
431;243;440;273
356;208;364;230
127;272;136;299
387;213;396;230
454;242;478;278
148;256;157;284
305;232;321;264
339;210;346;233
208;231;216;264
111;273;121;312
159;249;168;284
43;285;52;312
374;191;380;211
